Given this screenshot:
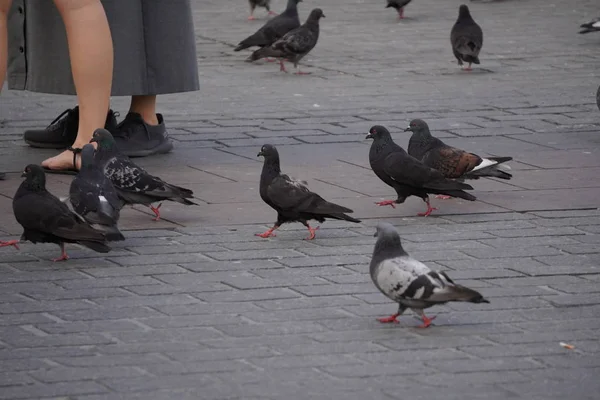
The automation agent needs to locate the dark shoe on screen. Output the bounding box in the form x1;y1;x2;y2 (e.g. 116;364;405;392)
112;112;173;157
24;107;118;149
0;172;6;180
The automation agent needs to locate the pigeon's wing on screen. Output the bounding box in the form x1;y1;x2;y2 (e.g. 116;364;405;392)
382;151;448;188
374;256;431;301
451;23;483;56
422;146;482;179
265;174;313;210
275;26;318;55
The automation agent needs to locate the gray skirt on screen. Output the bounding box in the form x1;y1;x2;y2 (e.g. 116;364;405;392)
7;0;199;96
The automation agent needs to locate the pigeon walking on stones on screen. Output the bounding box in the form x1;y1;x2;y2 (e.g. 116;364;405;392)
248;0;276;20
256;144;360;240
366;125;476;217
386;0;412;20
579;18;600;34
370;222;489;328
406;119;512;199
248;8;325;74
0;164;110;261
90;129;197;221
68;144;125;241
236;0;302;54
450;5;483;71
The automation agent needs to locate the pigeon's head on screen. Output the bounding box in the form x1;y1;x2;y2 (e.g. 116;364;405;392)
404;119;431;136
373;222;406;256
257;144;279;159
21;164;46;188
307;8;325;21
366;125;392;140
374;222;399;238
80;144;97;169
458;4;471;18
89;128;116;149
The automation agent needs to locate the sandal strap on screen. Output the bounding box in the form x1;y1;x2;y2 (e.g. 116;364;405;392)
67;146;82;171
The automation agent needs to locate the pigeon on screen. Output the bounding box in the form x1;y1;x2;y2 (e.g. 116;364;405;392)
370;222;489;328
68;144;125;241
236;0;302;53
406;119;512;201
0;164;110;261
247;8;325;74
366;125;476;217
579;18;600;34
89;129;197;221
256;144;360;240
248;0;276;20
596;85;600;112
386;0;412;20
450;5;483;71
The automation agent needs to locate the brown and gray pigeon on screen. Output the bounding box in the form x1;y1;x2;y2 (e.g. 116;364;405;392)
248;8;324;74
248;0;276;20
386;0;412;20
256;144;360;240
450;4;483;71
370;222;489;328
366;125;476;217
406;119;512;200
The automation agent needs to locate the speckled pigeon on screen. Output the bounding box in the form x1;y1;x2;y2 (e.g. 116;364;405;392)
579;18;600;34
0;164;110;261
386;0;412;20
248;0;276;20
248;8;324;74
68;144;125;241
366;125;476;217
90;129;197;221
370;222;489;328
450;4;483;71
256;144;360;240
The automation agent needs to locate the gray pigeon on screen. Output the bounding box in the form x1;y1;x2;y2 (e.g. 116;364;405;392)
406;119;512;193
596;85;600;112
68;144;125;241
579;18;600;34
450;4;483;71
236;0;302;55
248;8;325;74
386;0;411;20
370;222;489;328
366;125;476;217
90;129;197;221
248;0;276;20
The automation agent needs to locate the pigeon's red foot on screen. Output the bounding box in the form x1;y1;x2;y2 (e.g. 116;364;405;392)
378;314;400;324
417;315;436;329
417;200;437;217
150;203;162;221
265;58;277;63
255;228;277;238
0;240;20;250
375;200;396;208
53;246;70;262
268;11;277;16
247;15;256;20
294;71;312;75
279;60;288;73
398;8;404;19
304;225;320;240
435;195;453;200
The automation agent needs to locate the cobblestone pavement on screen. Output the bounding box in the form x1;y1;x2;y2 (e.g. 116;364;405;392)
1;0;600;398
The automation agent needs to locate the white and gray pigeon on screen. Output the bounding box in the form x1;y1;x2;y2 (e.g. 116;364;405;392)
450;4;483;71
248;8;325;74
248;0;276;20
89;129;197;221
370;222;489;328
68;144;125;241
579;18;600;34
385;0;412;20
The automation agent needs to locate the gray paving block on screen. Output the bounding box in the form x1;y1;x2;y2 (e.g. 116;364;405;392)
425;356;544;373
0;382;108;399
194;288;302;302
215;321;327;337
30;366;147;383
100;373;214;393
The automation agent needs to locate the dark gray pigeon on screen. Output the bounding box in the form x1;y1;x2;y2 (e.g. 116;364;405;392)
90;129;197;221
579;18;600;34
257;144;360;240
450;4;483;71
68;144;125;241
248;0;276;20
236;0;302;53
0;164;110;261
366;125;476;217
596;85;600;112
406;119;512;194
248;8;325;74
370;222;489;328
386;0;412;20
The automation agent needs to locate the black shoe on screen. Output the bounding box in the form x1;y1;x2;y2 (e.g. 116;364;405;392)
24;107;118;149
112;113;173;157
0;172;5;180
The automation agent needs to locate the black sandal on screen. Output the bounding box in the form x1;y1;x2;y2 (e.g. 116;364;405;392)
42;146;82;176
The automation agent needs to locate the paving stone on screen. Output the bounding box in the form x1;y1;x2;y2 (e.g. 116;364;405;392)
29;366;147;383
0;382;108;399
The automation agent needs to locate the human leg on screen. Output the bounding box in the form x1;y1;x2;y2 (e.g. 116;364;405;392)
0;0;13;88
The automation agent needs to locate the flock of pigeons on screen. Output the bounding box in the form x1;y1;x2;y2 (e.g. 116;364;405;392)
0;1;597;327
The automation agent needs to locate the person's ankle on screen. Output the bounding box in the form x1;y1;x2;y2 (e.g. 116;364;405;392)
131;111;159;126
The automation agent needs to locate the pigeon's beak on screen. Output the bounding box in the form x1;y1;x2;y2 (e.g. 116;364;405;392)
20;171;26;178
322;13;326;18
373;231;378;237
365;133;373;139
89;137;98;144
404;127;412;132
257;151;264;157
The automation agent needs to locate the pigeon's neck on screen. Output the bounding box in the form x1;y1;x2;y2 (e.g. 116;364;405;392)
408;131;436;158
261;156;281;184
370;137;402;159
15;178;47;199
371;237;408;271
283;0;299;15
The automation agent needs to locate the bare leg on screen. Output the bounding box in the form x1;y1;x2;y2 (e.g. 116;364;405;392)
0;0;13;89
42;0;113;171
129;95;159;125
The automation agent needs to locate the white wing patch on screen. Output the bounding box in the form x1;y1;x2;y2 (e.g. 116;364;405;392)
375;257;430;300
99;195;108;203
471;158;497;172
593;21;600;28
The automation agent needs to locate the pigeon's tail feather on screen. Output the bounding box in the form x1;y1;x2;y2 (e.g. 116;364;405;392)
466;157;512;180
425;179;473;192
329;213;361;223
444;285;489;304
175;197;198;206
385;2;398;10
434;189;477;202
93;224;125;242
487;156;513;164
235;32;266;52
78;240;111;253
312;199;355;215
248;46;282;62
